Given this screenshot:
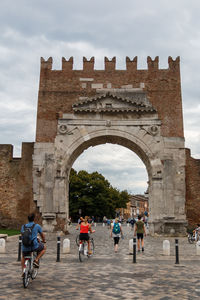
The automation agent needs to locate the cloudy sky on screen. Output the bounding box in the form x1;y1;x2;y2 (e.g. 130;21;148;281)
0;0;200;194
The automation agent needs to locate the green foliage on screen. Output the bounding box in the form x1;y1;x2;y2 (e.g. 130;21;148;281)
69;168;129;221
0;229;20;236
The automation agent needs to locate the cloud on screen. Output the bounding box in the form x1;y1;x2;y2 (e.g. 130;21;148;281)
0;0;200;191
73;144;148;194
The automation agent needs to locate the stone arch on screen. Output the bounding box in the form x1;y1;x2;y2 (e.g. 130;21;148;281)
54;127;163;234
63;128;159;178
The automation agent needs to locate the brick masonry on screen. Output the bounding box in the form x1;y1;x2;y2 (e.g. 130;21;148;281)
0;56;199;228
0;143;39;228
185;148;200;226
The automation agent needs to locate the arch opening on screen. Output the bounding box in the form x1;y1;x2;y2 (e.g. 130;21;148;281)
69;143;149;221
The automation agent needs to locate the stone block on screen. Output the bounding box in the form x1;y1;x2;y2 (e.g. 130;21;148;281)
0;238;6;253
63;238;70;254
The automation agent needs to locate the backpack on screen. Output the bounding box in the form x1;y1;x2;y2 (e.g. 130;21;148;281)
22;224;35;247
113;223;120;234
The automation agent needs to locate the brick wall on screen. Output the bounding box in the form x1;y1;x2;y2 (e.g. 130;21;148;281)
0;143;37;229
185;148;200;226
36;56;184;142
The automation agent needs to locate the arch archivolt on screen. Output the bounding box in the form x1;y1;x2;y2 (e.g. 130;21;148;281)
58;127;162;176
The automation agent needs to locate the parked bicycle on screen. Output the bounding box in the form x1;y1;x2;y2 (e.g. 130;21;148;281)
22;251;38;288
78;238;94;262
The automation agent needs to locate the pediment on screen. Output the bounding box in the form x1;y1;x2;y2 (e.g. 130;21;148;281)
72;92;156;113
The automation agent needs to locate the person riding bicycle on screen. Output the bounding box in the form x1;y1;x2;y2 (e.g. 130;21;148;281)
193;224;200;241
21;213;46;273
76;216;95;255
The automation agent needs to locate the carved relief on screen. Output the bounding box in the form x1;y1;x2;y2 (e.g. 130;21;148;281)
58;124;68;134
149;125;159;136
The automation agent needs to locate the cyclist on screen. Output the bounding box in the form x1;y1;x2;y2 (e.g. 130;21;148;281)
193;224;200;241
76;216;95;255
21;213;46;273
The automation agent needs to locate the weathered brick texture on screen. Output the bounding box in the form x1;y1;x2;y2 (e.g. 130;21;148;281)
0;143;37;228
185;148;200;226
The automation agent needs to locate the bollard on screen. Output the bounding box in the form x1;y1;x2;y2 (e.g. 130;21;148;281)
17;236;22;261
133;237;136;263
163;240;170;256
175;239;179;264
129;239;133;254
56;236;61;262
63;238;70;254
196;241;200;255
0;238;6;254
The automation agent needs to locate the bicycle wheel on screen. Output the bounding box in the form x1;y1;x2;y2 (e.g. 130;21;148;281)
23;260;30;288
89;238;94;255
31;253;38;279
79;243;87;262
76;234;80;246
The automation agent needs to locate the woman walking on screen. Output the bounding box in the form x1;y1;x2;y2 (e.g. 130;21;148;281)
110;218;123;253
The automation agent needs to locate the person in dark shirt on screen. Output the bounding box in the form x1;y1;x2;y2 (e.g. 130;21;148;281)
133;215;146;252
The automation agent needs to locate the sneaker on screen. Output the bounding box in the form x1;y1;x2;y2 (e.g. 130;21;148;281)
33;260;39;268
142;247;144;252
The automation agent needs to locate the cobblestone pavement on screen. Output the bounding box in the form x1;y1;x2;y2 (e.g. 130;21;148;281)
0;224;200;300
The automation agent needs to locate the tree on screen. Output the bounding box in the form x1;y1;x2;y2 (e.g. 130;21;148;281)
69;168;129;221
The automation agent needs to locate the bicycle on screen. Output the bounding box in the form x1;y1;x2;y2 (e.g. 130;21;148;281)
188;231;200;244
76;234;95;249
78;238;94;262
22;251;38;288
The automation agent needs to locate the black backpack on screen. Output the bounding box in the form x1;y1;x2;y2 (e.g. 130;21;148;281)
22;224;35;247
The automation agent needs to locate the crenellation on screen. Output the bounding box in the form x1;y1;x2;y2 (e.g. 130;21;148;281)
147;56;159;70
168;56;180;71
126;56;137;72
83;56;95;71
40;56;181;72
62;57;73;71
41;57;53;70
105;56;116;71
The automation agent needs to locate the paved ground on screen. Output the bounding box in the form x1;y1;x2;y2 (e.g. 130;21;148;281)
0;224;200;299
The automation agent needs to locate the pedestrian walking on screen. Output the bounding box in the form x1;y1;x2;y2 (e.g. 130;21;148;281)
110;218;123;253
133;215;146;252
130;218;136;229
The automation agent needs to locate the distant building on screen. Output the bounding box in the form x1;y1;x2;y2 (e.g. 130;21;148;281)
118;194;149;220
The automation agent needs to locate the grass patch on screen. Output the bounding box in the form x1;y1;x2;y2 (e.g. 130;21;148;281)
0;229;20;236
